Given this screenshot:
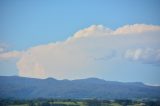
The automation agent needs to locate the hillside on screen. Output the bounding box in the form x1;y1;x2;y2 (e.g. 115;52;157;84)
0;76;160;99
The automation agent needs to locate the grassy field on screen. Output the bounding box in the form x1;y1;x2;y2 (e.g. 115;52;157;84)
50;101;84;106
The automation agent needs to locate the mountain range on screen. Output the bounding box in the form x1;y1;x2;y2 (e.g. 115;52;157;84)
0;76;160;99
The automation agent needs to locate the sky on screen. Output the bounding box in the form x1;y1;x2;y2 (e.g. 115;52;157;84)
0;0;160;85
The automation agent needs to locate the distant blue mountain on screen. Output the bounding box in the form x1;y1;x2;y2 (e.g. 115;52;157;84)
0;76;160;99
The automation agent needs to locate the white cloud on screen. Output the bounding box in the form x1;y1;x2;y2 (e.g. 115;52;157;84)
113;24;160;35
144;83;160;87
0;51;23;60
125;48;160;64
73;25;112;39
1;24;160;79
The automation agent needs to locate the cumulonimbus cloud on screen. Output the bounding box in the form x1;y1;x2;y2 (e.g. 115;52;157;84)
0;24;160;79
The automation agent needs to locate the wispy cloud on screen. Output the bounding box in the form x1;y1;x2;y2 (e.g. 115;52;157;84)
0;51;23;60
0;43;9;53
125;48;160;64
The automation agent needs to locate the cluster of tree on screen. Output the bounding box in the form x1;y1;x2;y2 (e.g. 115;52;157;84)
84;99;101;106
0;98;160;106
0;98;80;106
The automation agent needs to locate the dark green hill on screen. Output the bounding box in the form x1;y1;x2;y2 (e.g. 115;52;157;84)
0;76;160;99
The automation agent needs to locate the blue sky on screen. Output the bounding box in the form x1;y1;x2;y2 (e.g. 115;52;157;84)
0;0;160;85
1;0;160;50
